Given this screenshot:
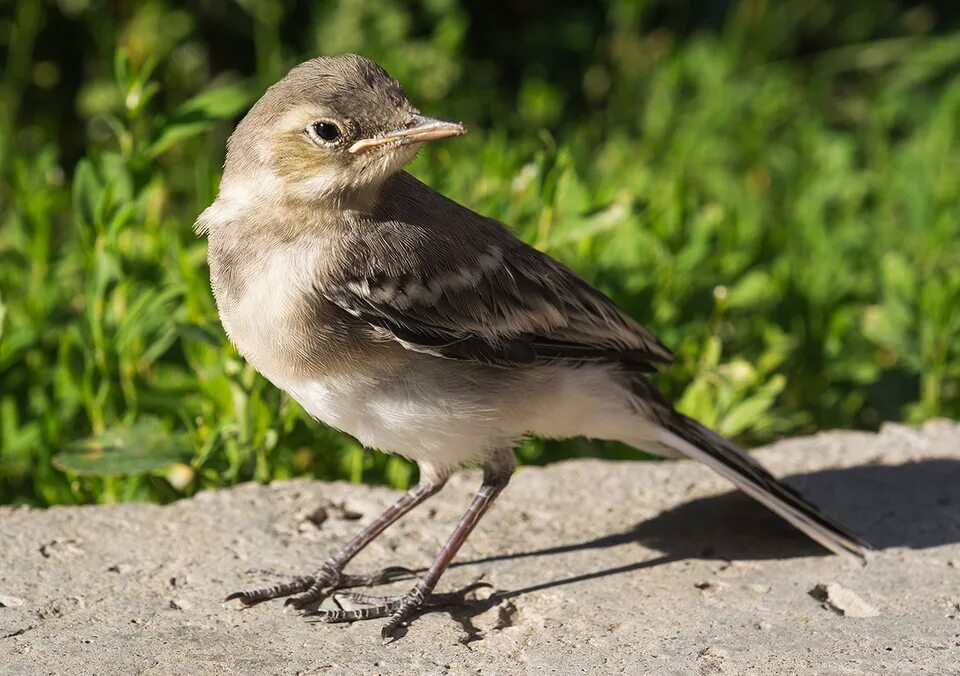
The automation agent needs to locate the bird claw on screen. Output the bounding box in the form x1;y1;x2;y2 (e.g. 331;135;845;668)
224;575;315;607
381;586;426;639
303;585;425;639
226;565;416;609
304;580;493;640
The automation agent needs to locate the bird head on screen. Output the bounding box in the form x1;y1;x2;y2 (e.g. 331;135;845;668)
219;54;466;210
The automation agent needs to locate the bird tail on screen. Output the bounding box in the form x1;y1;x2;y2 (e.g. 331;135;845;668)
653;413;871;558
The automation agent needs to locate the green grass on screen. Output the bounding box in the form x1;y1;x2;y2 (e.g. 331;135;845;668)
1;0;958;506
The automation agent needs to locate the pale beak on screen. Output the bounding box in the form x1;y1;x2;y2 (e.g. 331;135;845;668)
348;114;467;154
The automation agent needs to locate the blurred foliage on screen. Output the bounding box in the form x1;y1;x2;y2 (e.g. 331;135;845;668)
1;0;958;505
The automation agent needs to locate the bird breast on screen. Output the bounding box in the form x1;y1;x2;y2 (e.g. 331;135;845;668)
209;235;356;382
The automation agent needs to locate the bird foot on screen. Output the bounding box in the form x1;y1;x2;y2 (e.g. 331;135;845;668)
224;564;414;608
306;581;493;641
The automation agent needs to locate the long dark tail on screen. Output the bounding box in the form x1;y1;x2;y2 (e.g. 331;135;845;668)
655;414;872;558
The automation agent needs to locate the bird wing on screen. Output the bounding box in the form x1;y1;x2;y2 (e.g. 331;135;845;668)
319;173;672;370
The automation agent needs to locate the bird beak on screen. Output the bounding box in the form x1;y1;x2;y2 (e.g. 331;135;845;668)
348;114;467;154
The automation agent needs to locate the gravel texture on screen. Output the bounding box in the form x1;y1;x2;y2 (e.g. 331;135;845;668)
2;421;959;675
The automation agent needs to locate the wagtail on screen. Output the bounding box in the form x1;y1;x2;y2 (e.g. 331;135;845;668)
198;54;869;639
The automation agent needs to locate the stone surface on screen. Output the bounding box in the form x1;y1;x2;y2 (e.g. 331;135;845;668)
2;421;959;675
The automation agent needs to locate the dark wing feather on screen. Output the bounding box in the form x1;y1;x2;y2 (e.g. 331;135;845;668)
320;172;672;370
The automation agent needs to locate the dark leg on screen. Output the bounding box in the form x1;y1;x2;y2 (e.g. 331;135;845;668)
307;449;516;640
226;463;451;607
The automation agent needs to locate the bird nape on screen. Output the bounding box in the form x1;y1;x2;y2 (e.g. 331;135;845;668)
201;53;871;641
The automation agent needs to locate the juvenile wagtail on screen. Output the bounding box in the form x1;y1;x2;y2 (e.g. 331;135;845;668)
197;54;869;639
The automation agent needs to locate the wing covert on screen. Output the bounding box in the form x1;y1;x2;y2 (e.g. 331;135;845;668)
319;172;673;371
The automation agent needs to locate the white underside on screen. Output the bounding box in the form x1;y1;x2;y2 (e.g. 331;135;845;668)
279;363;664;468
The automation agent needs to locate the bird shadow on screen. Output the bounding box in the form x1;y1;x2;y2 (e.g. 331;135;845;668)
427;459;960;631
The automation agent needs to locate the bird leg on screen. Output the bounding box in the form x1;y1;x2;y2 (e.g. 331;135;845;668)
225;464;450;607
306;450;515;639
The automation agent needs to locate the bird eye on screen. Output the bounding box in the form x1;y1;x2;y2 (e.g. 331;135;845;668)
308;121;341;144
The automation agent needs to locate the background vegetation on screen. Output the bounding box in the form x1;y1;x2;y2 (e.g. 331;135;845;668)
1;0;958;506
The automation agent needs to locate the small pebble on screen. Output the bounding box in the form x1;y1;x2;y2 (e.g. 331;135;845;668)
694;581;723;593
810;582;879;618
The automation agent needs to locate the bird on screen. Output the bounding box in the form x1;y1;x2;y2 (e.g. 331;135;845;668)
197;54;870;640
